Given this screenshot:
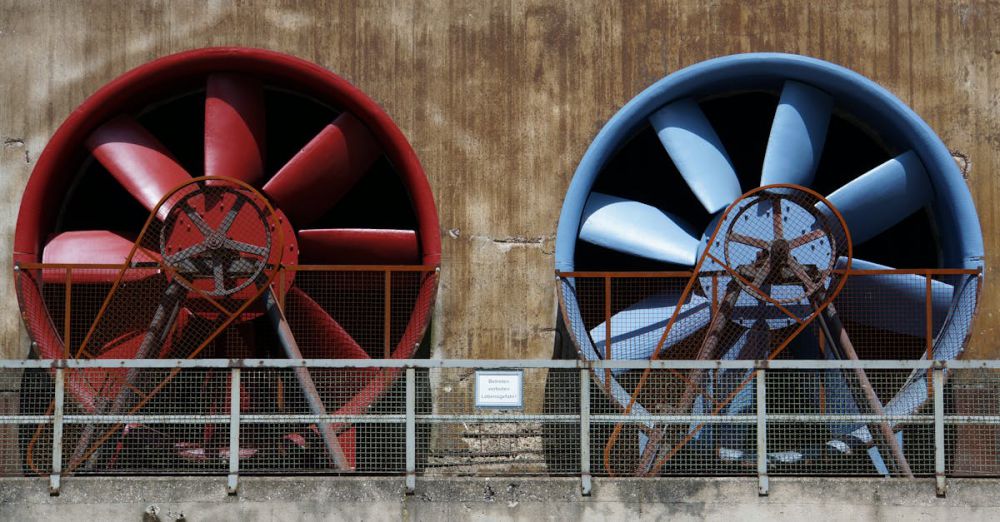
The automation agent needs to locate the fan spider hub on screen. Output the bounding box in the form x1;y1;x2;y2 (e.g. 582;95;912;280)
715;187;842;309
160;183;297;298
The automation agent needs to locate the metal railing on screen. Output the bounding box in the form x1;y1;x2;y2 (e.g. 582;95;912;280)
2;358;998;496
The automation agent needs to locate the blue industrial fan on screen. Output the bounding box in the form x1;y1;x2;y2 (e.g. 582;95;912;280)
551;53;983;475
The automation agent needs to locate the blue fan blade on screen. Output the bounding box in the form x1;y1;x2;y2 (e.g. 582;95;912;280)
826;151;932;244
837;258;953;337
761;81;833;187
580;192;700;266
650;99;742;213
589;292;711;367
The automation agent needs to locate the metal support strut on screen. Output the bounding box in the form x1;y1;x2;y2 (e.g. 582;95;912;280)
49;367;65;495
264;288;351;470
933;366;946;497
756;367;768;496
405;367;416;494
580;369;592;496
227;368;241;495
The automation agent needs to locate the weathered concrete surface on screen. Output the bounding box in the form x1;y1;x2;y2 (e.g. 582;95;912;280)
1;476;999;521
1;0;999;362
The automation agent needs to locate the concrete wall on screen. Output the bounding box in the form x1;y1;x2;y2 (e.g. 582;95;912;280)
1;0;999;361
2;476;1000;521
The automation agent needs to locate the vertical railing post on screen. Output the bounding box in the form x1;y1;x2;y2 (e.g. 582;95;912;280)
934;365;946;497
756;367;768;496
227;368;241;495
926;272;934;398
49;367;65;495
405;367;416;494
64;268;72;358
604;277;612;386
580;368;592;496
384;271;392;359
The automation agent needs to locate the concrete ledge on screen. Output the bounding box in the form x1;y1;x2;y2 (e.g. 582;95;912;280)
1;476;999;520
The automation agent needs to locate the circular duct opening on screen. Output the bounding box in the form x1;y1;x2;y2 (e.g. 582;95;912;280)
14;48;439;473
548;53;983;476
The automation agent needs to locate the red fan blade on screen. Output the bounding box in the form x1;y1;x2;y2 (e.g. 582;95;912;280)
262;113;379;227
87;115;191;220
205;73;265;185
297;229;420;265
41;231;159;283
285;286;370;359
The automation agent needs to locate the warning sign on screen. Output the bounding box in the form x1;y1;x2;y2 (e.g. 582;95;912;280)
474;370;524;409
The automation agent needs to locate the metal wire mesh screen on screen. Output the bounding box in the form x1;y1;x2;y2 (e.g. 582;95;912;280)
10;261;436;476
3;361;1000;486
424;368;550;475
947;368;1000;476
556;260;980;477
764;369;933;476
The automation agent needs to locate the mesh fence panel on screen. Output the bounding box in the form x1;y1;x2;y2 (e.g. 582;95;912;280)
10;258;435;477
2;361;1000;481
947;368;1000;476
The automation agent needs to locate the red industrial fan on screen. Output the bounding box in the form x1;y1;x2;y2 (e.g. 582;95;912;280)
14;48;440;474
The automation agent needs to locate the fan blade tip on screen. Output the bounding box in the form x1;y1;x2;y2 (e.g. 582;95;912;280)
826;150;931;244
298;228;420;265
86;116;191;215
205;73;266;184
650;100;742;212
761;81;833;187
263;115;380;226
581;194;700;266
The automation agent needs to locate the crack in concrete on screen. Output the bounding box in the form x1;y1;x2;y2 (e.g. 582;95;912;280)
442;228;556;254
491;236;545;245
3;137;31;164
952;150;971;179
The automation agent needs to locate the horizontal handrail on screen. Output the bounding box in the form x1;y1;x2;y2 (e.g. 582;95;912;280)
4;358;999;369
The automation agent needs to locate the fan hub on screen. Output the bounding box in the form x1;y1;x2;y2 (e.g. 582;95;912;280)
160;182;297;299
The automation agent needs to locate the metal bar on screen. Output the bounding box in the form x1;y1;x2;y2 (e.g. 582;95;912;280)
604;276;612;386
926;273;934;399
926;273;934;360
934;366;946;497
0;416;54;424
831;268;980;276
5;358;1000;370
71;282;186;471
264;288;351;470
51;414;405;424
405;367;416;494
555;270;695;278
553;268;979;278
756;369;768;496
49;368;64;495
278;267;286;310
711;273;718;318
282;264;436;272
23;262;977;276
580;369;591;496
818;307;914;478
385;271;392;359
63;269;71;358
227;368;240;495
0;413;952;426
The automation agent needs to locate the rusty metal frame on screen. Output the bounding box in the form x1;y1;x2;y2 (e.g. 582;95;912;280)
561;184;987;477
599;184;855;476
557;265;981;477
16;252;438;476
